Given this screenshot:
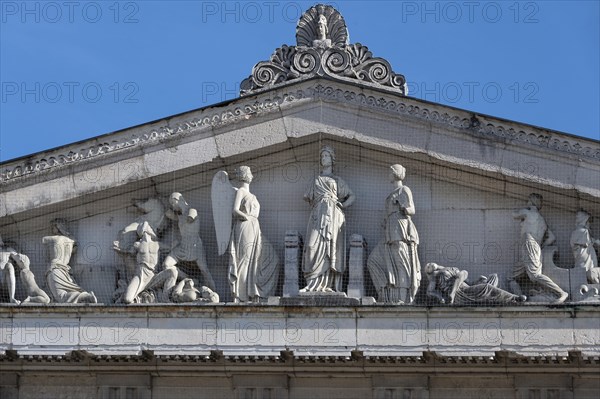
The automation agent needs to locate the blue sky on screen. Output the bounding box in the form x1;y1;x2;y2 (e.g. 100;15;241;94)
1;0;599;161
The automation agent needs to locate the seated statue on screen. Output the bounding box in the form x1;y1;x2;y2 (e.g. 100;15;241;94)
42;219;97;304
10;253;50;304
425;263;526;305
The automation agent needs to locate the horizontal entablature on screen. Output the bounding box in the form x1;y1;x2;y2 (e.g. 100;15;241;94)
1;305;599;358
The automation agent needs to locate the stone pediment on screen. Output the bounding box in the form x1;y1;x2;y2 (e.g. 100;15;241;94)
1;4;600;397
0;76;598;303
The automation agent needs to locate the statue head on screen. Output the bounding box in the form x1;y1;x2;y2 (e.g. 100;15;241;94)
390;164;406;181
169;192;188;212
424;262;439;276
317;13;328;40
576;210;591;227
183;278;195;289
320;145;336;167
235;166;254;184
296;4;348;47
528;193;543;210
51;218;72;238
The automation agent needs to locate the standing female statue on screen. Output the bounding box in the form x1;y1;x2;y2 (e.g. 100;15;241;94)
212;166;279;302
301;145;355;293
367;164;421;303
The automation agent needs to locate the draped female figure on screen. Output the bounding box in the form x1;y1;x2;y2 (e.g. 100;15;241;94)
301;146;355;292
367;164;421;303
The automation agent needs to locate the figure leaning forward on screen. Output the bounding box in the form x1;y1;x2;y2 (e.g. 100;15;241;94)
510;194;568;304
119;221;177;304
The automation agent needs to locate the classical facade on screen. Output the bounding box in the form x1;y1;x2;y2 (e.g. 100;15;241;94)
1;5;599;399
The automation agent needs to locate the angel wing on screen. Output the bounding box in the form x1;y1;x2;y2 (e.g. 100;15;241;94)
212;171;237;255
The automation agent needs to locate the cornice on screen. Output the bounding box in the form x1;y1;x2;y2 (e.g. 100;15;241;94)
1;82;598;187
1;302;598;315
1;350;598;367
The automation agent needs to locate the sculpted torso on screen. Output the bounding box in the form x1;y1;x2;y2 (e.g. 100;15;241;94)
177;211;201;244
43;235;75;265
517;208;547;243
135;237;159;270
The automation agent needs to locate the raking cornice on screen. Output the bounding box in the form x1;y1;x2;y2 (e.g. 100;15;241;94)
1;81;598;187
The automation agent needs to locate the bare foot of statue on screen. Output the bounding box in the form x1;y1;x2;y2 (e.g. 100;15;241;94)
554;291;568;304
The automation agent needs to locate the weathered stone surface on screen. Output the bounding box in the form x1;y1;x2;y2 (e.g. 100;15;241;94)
17;375;97;399
347;234;366;299
283;231;302;297
576;162;600;198
144;135;218;177
2;306;598;357
1;369;598;399
280;293;360;307
214;117;289;159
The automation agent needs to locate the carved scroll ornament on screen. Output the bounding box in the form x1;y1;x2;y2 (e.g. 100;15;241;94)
240;4;407;96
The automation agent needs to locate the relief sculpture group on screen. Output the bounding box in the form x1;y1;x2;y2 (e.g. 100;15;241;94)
0;145;598;306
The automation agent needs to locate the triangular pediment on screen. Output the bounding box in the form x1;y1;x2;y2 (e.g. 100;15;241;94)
2;7;600;391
